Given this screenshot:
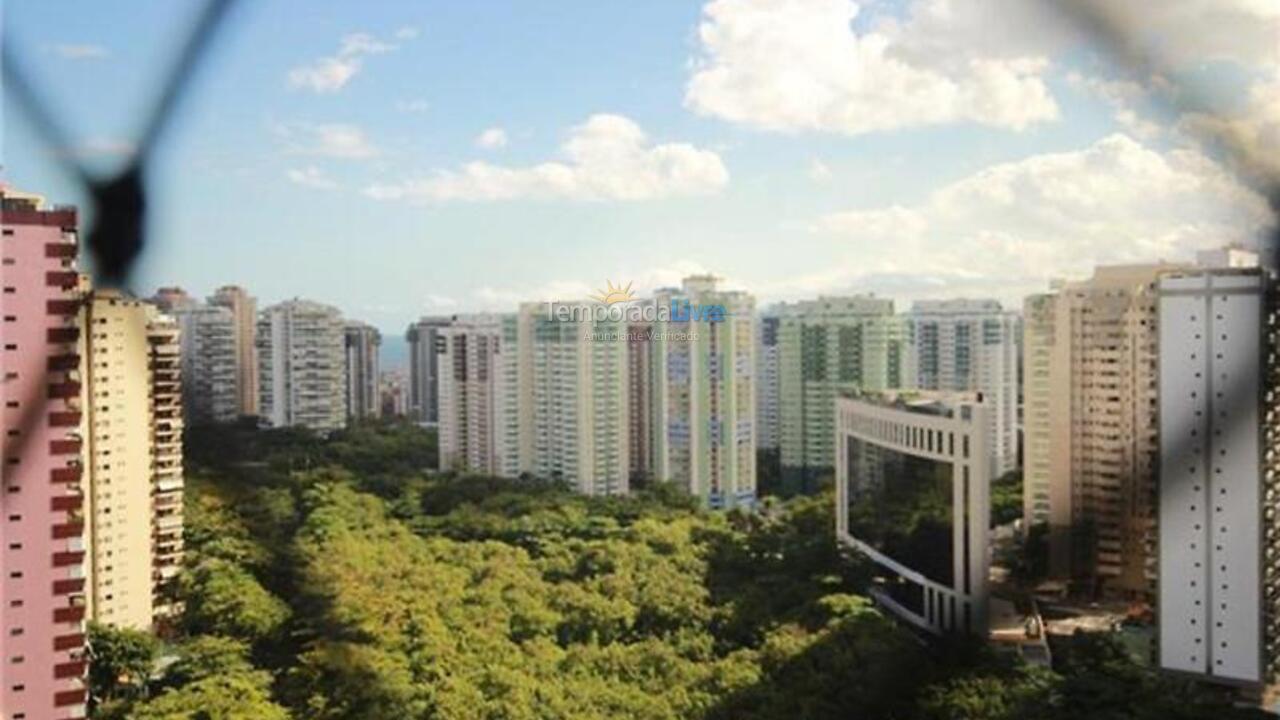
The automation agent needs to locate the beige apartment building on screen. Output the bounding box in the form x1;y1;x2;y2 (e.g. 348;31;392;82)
1022;263;1186;598
209;285;259;416
79;289;184;630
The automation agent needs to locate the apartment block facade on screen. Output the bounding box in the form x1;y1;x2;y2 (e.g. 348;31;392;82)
80;290;184;630
344;321;382;421
0;190;89;720
258;299;347;431
906;299;1020;478
170;304;237;424
208;285;259;417
778;296;908;495
648;276;757;509
756;313;781;451
437;315;507;475
406;316;452;425
1023;263;1186;597
522;302;631;496
1157;263;1278;687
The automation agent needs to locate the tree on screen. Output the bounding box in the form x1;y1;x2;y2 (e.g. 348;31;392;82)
131;673;291;720
87;621;160;708
179;559;290;643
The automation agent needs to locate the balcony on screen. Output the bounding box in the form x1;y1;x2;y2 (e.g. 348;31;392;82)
54;688;87;707
45;271;78;289
50;466;82;484
53;606;85;623
54;661;86;679
52;578;84;595
51;522;83;539
47;353;81;372
51;495;83;512
47;327;79;344
53;633;84;651
50;438;82;455
49;411;82;427
44;243;78;259
46;298;80;316
52;550;84;567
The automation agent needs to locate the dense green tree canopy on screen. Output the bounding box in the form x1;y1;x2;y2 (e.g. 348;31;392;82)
91;421;1267;720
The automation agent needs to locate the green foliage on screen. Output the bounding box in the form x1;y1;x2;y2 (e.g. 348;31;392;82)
87;622;160;707
178;558;290;643
990;470;1023;528
130;672;290;720
105;422;1265;720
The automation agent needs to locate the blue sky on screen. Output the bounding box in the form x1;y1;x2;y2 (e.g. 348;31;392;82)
3;0;1277;360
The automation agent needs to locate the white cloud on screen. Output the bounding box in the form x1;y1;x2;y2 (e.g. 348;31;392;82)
277;122;379;159
395;26;421;40
814;133;1275;298
808;158;833;182
288;30;412;93
475;127;509;149
51;44;109;60
1066;72;1161;140
286;166;339;190
685;0;1059;135
365;114;728;203
685;0;1280;137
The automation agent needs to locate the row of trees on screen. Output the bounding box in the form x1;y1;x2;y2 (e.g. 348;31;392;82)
87;420;1267;719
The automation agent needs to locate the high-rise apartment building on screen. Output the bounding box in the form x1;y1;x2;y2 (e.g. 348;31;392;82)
756;313;781;451
1023;263;1186;597
1157;260;1279;688
344;321;382;421
169;304;237;424
258;299;347;431
0;190;89;719
79;290;184;630
906;300;1020;478
208;285;259;417
778;296;908;494
519;301;631;496
406;316;452;425
648;276;757;509
437;315;508;475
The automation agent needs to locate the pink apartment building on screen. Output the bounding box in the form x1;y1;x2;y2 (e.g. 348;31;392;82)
0;189;89;719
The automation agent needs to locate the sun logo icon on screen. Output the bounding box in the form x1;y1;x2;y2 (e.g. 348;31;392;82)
591;279;636;305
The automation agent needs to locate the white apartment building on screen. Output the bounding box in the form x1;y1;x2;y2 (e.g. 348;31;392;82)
517;301;631;496
258;299;347;431
171;304;238;424
648;275;757;509
1157;259;1279;687
906;299;1020;479
778;296;908;494
756;313;781;451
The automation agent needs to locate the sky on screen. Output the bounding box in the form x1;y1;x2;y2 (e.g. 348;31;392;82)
2;0;1278;362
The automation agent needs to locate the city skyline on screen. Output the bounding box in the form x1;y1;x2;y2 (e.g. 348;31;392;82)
1;0;1275;338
